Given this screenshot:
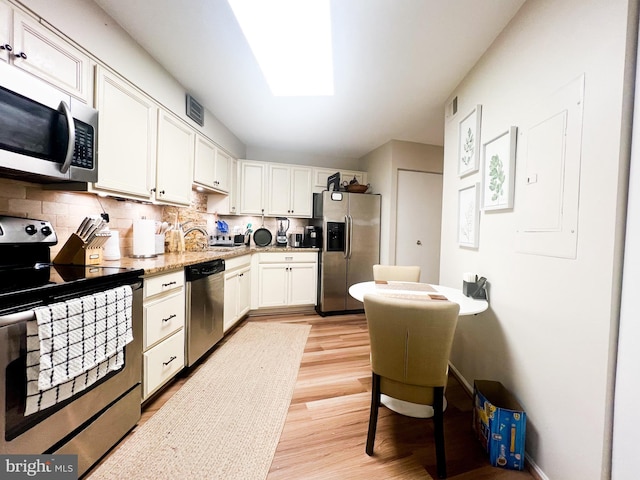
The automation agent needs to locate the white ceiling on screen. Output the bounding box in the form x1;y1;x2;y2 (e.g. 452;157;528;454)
93;0;525;159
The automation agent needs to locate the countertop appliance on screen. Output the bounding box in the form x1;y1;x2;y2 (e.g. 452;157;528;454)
276;217;290;247
303;226;321;248
185;259;225;366
0;215;144;476
313;191;381;314
0;62;98;183
289;233;303;247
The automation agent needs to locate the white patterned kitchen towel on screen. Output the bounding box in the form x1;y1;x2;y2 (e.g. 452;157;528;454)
25;285;133;415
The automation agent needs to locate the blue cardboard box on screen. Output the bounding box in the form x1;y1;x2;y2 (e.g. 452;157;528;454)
473;380;527;470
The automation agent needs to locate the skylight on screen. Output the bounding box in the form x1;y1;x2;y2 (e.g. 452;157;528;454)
227;0;334;96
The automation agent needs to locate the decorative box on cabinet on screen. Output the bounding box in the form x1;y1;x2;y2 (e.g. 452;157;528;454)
142;270;185;401
312;168;367;193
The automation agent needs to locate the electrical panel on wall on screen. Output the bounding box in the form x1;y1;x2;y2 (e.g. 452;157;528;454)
515;74;585;259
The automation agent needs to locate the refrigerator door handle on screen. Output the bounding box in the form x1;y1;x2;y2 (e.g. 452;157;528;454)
344;215;350;259
347;214;354;259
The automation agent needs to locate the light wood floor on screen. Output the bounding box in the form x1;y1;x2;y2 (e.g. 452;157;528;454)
89;312;537;479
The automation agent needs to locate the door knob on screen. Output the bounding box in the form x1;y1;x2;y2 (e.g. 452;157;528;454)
416;240;422;245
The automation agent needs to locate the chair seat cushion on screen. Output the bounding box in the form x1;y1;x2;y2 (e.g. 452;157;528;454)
380;376;437;405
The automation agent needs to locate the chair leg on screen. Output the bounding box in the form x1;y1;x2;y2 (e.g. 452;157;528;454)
366;373;381;455
433;386;446;478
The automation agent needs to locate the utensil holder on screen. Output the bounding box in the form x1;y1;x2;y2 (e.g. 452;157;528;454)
53;233;107;265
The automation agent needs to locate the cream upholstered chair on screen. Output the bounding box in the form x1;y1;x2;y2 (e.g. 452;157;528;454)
372;264;421;282
363;294;460;479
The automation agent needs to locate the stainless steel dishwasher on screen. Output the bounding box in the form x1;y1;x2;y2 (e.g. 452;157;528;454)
185;259;225;366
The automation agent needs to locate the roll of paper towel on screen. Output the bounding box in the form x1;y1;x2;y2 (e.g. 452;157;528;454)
133;219;156;257
103;230;121;260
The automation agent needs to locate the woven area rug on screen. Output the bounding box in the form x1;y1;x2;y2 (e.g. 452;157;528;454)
88;322;310;480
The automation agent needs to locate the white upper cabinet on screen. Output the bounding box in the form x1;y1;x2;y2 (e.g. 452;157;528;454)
95;67;194;206
0;2;10;64
238;160;266;215
194;134;231;193
267;164;312;217
94;66;158;199
156;110;195;206
0;3;91;102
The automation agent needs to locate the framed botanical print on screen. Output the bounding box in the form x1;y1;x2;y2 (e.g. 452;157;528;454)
458;183;480;248
482;126;517;211
458;105;482;177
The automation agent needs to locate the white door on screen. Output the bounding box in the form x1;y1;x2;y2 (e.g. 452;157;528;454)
395;170;443;284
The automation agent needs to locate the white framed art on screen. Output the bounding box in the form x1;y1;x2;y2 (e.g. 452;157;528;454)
482;126;517;211
458;183;480;248
458;105;482;177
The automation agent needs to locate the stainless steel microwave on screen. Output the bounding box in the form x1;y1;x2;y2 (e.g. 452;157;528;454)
0;62;98;183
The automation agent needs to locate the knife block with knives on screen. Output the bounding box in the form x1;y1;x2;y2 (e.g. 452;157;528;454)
53;216;111;265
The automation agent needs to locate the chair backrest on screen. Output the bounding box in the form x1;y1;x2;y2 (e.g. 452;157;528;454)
363;294;460;388
373;264;421;282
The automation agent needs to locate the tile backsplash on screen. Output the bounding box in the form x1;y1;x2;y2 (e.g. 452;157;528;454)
0;178;311;257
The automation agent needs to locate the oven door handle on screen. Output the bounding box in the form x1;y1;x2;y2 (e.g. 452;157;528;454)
58;100;76;174
0;310;35;328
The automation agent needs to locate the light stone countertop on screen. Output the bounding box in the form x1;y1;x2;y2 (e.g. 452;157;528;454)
101;246;319;276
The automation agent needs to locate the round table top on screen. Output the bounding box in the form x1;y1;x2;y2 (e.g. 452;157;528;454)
348;281;488;316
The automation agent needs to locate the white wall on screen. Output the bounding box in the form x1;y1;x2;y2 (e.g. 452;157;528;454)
17;0;246;159
612;11;640;478
440;1;635;479
361;140;443;265
245;146;360;170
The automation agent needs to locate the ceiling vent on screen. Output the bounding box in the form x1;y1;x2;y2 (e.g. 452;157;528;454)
186;94;204;126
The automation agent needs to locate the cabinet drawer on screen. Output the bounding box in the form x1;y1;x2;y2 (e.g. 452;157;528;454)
143;291;185;349
258;252;317;263
144;270;184;297
225;254;251;271
143;329;185;399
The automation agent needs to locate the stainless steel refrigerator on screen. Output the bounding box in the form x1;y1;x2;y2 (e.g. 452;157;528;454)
314;191;381;314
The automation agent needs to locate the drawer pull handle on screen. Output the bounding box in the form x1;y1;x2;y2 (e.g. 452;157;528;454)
162;281;177;287
163;356;177;366
162;314;177;323
285;256;293;261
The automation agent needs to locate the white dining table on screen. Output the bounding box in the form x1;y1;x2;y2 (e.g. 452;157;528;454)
349;280;489;418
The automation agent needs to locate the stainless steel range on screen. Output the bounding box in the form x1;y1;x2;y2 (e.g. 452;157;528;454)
0;215;144;476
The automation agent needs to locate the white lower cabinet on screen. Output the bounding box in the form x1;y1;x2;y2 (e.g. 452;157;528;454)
257;252;317;308
223;255;251;332
143;329;185;400
142;270;185;401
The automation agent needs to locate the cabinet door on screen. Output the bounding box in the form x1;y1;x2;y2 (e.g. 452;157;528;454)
223;271;239;332
239;161;266;214
12;11;90;101
156;110;194;206
237;267;251;317
290;166;312;217
258;264;288;307
0;2;10;64
194;134;216;189
214;148;230;193
288;263;317;305
267;164;291;215
94;66;157;200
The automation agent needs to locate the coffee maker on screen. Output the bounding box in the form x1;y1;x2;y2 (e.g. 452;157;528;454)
303;226;321;248
276;217;290;247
